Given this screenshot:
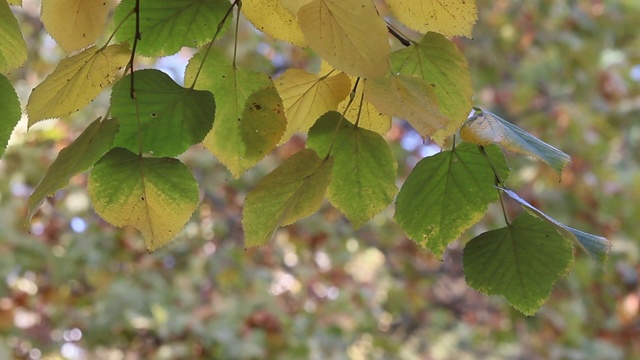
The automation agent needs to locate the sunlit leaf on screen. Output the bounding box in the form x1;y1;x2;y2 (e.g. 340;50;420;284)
26;44;130;126
185;49;286;177
463;211;574;315
241;0;306;47
0;0;27;72
365;74;448;138
298;0;390;78
386;0;477;37
275;68;350;143
0;74;21;159
307;112;397;228
41;0;110;52
337;77;391;134
460;108;571;173
111;69;215;157
8;1;22;6
114;0;230;56
88;147;199;252
280;0;311;14
391;32;472;145
243;149;333;247
395;143;510;257
499;188;610;266
28;118;119;222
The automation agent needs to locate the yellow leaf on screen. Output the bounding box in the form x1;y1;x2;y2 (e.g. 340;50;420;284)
280;0;312;14
7;1;22;6
385;0;477;37
0;0;27;72
337;77;391;134
241;0;306;47
26;44;130;126
298;0;390;78
365;74;448;138
275;68;350;143
41;0;111;52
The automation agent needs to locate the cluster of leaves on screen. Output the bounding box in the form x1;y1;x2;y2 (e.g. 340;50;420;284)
0;0;610;314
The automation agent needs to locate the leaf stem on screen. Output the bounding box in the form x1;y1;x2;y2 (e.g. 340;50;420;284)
102;7;135;49
478;145;511;226
125;0;141;100
188;0;240;89
232;0;242;67
386;23;412;47
325;78;361;157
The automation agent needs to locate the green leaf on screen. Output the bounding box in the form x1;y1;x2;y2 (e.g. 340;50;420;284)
0;0;27;72
391;32;473;145
461;108;571;173
307;111;397;228
185;49;286;177
365;74;449;139
28;118;119;222
499;188;610;266
113;0;230;56
88;147;200;252
111;69;215;157
242;149;333;247
26;44;130;125
395;143;510;257
0;74;21;158
463;211;574;315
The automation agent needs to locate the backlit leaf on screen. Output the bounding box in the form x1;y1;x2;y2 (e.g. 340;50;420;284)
395;143;510;257
114;0;230;56
8;1;22;6
0;0;27;72
28;118;119;222
111;69;215;157
307;112;397;228
243;149;333;247
391;32;472;145
241;0;306;47
337;77;391;134
26;44;130;126
499;188;610;266
0;74;21;158
460;108;571;173
88;148;200;252
365;74;448;138
386;0;477;37
41;0;110;52
185;49;286;177
298;0;390;78
275;68;350;143
463;211;574;315
280;0;311;14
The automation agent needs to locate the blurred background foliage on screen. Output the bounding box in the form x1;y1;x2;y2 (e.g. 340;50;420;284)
1;0;639;359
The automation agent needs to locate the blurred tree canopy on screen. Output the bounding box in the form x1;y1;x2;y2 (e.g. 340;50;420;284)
0;0;638;359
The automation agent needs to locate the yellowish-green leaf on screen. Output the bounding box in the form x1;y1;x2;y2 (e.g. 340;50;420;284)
88;148;200;252
7;0;21;6
460;108;571;173
298;0;390;78
337;77;391;134
365;74;448;138
0;0;27;72
0;74;21;158
185;49;286;177
386;0;477;37
307;112;397;228
26;44;130;126
41;0;110;52
275;68;350;143
241;0;306;47
391;32;472;145
114;0;230;57
499;188;611;267
28;118;119;222
243;149;333;247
